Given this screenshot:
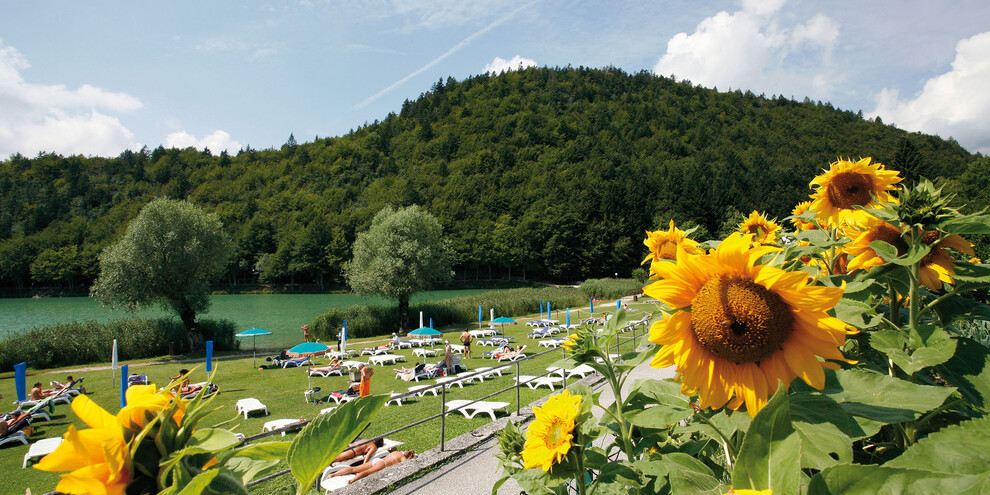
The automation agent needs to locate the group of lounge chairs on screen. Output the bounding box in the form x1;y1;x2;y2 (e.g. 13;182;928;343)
2;378;87;468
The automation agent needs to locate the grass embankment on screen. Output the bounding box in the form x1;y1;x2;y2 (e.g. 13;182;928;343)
0;298;659;495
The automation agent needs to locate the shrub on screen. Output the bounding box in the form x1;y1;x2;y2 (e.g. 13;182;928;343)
310;287;586;340
0;318;238;370
578;278;643;299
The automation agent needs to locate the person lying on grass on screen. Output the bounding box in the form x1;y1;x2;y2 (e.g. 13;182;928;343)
333;438;385;465
330;450;415;484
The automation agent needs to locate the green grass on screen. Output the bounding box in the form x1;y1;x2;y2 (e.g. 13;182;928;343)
0;298;662;495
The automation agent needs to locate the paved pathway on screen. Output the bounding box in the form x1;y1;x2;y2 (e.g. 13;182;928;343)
389;357;675;494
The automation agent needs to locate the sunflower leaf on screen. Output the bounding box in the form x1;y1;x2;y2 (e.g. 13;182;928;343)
808;465;990;494
793;421;853;469
935;338;990;411
932;294;990;325
941;214;990;235
870;326;957;375
732;383;801;495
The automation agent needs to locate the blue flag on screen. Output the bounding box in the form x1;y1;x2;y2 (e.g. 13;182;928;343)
590;298;594;313
566;308;570;327
14;362;27;401
479;305;483;324
120;364;129;408
617;299;621;311
547;301;551;318
206;340;214;372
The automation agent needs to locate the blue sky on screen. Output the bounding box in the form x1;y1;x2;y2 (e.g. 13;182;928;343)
1;0;988;158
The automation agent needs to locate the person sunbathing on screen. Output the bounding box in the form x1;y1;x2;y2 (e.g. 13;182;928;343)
333;438;385;465
29;382;53;401
394;362;425;381
170;369;203;396
330;449;415;484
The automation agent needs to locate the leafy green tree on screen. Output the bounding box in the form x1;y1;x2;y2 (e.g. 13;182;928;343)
344;205;452;330
90;198;232;348
30;245;81;288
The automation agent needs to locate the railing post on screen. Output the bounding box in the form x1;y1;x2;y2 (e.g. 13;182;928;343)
515;359;521;416
440;385;447;451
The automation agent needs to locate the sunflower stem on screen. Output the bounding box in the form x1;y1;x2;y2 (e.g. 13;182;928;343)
572;448;588;495
693;411;737;464
887;283;901;328
908;226;922;331
600;351;637;464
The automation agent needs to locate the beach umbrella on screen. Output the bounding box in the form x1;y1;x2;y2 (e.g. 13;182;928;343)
617;299;621;311
566;308;570;327
419;311;424;328
286;341;330;357
490;316;515;325
236;328;272;367
409;326;442;348
206;340;214;373
547;302;551;319
430;318;434;330
540;299;544;319
590;298;594;313
14;361;27;401
478;305;483;329
342;320;348;354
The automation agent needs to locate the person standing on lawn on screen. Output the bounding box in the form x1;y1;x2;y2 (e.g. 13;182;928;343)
459;329;473;359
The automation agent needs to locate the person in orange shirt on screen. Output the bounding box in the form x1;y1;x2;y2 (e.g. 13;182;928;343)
358;366;374;397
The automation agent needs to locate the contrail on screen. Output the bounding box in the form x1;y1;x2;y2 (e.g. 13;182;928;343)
353;0;537;110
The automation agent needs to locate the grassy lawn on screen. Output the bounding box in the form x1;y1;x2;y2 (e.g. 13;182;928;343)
0;298;658;495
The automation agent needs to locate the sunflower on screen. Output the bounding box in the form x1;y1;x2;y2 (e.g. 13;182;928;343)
790;201;818;231
522;389;582;471
844;219;975;290
35;395;133;495
646;233;854;416
643;220;703;276
117;384;185;432
725;489;773;495
809;157;902;226
738;211;782;245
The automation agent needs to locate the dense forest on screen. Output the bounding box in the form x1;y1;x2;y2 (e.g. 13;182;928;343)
1;66;987;293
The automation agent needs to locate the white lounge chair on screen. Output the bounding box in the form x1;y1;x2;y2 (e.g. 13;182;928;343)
308;366;344;377
409;384;439;397
0;431;28;449
327;393;358;405
318;438;404;493
444;399;511;421
369;354;405;366
22;437;63;468
235;398;269;419
262;419;307;436
516;375;565;391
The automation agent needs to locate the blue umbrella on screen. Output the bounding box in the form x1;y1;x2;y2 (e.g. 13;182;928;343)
236;328;273;367
566;308;570;327
286;341;329;357
617;299;621;311
590;298;594;313
478;305;483;329
408;326;442;337
490;316;516;325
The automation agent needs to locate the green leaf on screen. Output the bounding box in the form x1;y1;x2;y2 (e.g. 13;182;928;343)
834;298;881;329
595;460;645;489
174;470;219;495
222;457;282;486
871;240;930;266
950;262;990;284
186;428;242;452
870;325;957;375
286;394;388;494
793;421;853;469
732;384;800;495
789;393;866;440
942;214;990;234
888;415;990;474
224;441;292;462
809;464;990;495
936;337;990;411
796;369;956;426
664;453;725;495
933;296;990;326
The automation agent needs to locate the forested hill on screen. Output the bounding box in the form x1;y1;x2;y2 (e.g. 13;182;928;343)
1;66;986;292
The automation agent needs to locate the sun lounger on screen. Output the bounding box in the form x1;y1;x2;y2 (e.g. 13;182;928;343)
235;398;269;419
395;363;430;381
181;382;219;400
369;354;405;366
308;366;344;377
320;406;337;415
444;399;511;421
263;419;307;436
281;357;313;368
409;384;439;397
360;347;390;356
0;431;28;448
412;348;438;358
516;375;565;391
327;393;358;405
547;364;596;379
22;437;63;468
539;338;566;348
435;376;469;389
13;394;71;412
496;346;527;362
319;438;404;493
386;393;412;406
473;366;506;379
341;361;368;371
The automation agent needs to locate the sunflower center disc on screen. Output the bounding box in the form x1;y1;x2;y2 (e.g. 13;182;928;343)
919;230;943;266
690;275;794;364
868;224;908;256
657;242;678;260
546;420;566;449
826;171;874;209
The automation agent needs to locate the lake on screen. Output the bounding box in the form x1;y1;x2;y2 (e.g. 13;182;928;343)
0;290;493;348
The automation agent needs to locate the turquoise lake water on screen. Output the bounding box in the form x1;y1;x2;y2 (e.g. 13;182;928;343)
0;290;492;349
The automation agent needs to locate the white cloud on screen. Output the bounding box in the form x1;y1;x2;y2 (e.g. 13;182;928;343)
871;31;990;154
484;55;537;74
0;39;142;158
166;130;242;155
652;1;839;98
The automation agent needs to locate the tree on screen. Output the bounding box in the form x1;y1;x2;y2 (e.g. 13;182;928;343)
90;198;232;348
344;205;452;331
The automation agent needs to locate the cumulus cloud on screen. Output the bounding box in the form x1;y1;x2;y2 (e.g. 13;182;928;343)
484;55;537;74
652;1;839;98
870;31;990;154
0;39;142;158
166;130;242;155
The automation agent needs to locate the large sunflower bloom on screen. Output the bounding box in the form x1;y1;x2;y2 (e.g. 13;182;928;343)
790;201;818;231
809;157;902;226
738;211;781;245
35;395;133;495
117;384;185;432
646;233;854;416
523;390;581;471
844;219;975;290
642;220;703;276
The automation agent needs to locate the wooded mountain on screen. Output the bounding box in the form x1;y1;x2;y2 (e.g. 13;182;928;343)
1;66;986;292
